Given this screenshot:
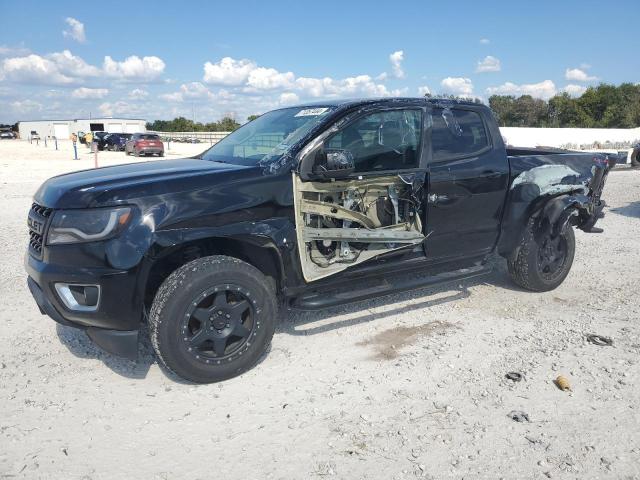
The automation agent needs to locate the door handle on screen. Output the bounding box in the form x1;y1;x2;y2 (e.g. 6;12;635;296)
428;193;450;204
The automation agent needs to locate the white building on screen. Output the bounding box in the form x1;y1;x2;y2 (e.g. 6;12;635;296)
17;117;147;140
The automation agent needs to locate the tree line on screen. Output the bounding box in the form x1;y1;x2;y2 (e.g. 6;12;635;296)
489;83;640;128
146;116;243;132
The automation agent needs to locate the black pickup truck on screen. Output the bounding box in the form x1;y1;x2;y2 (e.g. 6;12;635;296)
25;98;613;383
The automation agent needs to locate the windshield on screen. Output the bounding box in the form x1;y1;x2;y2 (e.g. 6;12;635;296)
199;106;334;166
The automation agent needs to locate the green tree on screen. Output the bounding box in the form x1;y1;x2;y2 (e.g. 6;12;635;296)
146;116;241;132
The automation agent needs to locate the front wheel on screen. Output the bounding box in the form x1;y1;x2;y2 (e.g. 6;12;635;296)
507;217;576;292
149;256;278;383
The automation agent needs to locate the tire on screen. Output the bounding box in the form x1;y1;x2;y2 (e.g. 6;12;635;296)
507;217;576;292
149;255;278;383
159;152;164;157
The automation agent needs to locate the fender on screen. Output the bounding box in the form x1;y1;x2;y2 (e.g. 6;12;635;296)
134;218;303;301
498;191;595;259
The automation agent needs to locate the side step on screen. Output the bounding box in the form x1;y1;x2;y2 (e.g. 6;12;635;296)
290;264;492;310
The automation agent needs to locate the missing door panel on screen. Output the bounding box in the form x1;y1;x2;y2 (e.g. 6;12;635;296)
293;173;425;282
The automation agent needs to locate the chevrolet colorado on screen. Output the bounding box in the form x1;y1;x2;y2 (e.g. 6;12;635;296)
25;98;613;383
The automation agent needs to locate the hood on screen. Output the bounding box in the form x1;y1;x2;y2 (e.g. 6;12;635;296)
34;158;260;209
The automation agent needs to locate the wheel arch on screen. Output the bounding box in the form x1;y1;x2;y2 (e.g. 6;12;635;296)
141;232;286;309
497;191;589;259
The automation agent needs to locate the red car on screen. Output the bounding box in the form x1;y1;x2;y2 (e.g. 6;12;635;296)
125;133;164;157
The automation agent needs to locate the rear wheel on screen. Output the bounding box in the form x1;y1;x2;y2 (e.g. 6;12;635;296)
507;217;575;292
149;256;278;383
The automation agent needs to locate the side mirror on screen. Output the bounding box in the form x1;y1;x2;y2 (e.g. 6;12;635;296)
312;148;355;179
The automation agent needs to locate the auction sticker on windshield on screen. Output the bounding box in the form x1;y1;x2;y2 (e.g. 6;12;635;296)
295;108;329;117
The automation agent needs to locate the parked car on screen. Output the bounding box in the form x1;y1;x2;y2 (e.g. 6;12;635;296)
125;133;164;156
25;98;613;383
92;131;109;150
30;131;40;141
631;143;640;168
103;133;132;151
0;131;15;139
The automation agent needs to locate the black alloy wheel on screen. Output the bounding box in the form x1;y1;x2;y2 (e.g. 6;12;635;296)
181;286;257;363
537;234;568;281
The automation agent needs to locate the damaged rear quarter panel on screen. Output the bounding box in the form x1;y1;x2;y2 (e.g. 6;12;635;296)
498;152;605;256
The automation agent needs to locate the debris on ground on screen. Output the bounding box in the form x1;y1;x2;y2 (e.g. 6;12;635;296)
505;372;523;382
586;334;614;347
507;410;530;423
554;375;571;391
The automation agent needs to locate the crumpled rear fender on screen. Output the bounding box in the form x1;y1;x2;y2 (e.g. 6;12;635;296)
497;193;597;257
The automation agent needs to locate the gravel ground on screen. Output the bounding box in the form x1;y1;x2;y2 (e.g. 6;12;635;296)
1;140;639;479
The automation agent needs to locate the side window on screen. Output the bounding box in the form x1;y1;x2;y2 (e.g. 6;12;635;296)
326;109;422;172
431;108;489;161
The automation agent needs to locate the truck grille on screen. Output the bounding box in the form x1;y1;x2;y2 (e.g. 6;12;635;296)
28;203;53;258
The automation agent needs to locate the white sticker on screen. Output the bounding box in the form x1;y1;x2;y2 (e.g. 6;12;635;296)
295;107;329;117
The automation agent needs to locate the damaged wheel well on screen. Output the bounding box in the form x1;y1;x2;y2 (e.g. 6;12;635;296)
500;193;587;261
143;237;282;309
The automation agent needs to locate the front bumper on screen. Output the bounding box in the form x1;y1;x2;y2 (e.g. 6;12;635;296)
25;253;141;360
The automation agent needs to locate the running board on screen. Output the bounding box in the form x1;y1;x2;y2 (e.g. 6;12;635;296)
290;264;492;310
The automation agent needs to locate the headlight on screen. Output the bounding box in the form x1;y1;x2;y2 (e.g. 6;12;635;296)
47;207;132;245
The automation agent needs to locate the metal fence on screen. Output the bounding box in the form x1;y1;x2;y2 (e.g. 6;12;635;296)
149;131;231;145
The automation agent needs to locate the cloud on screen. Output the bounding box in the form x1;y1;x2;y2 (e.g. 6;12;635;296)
203;57;256;85
71;87;108;99
440;77;474;96
103;55;165;81
11;99;43;113
128;88;149;99
98;101;146;117
160;82;216;102
1;53;76;85
63;17;86;43
298;75;394;97
562;84;587;97
201;55;401;100
486;80;557;99
247;67;295;90
480;38;490;44
49;50;100;77
389;50;405;79
0;50;96;85
279;92;300;105
476;55;501;73
564;68;597;82
418;85;431;96
0;45;30;57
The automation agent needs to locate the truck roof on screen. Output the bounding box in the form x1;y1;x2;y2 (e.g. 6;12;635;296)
287;97;483;110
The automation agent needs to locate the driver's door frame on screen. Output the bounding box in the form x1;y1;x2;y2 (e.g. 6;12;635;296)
294;103;431;283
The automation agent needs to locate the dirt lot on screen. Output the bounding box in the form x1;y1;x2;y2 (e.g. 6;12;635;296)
1;140;639;479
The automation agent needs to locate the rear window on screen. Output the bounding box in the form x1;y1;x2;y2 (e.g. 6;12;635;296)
431;108;489;161
139;134;160;140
